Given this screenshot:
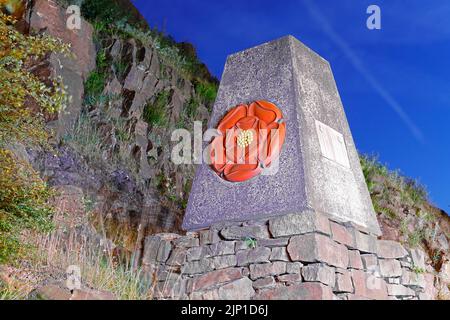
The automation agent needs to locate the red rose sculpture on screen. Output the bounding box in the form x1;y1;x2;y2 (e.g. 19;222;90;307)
210;100;286;182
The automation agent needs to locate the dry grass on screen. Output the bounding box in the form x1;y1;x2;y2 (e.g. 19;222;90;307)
1;188;157;300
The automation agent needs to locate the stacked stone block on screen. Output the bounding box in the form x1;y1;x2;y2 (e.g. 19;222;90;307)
141;212;433;300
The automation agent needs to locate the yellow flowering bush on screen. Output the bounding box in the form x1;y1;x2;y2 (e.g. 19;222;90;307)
0;12;71;262
0;149;54;263
0;12;71;146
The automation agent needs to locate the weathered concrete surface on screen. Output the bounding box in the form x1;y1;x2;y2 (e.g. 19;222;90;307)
183;35;381;235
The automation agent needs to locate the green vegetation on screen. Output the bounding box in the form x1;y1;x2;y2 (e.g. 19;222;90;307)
0;149;54;263
81;0;218;83
412;265;426;275
244;237;258;249
63;113;104;164
185;97;200;119
360;154;437;250
84;51;109;103
195;81;218;105
0;13;71;264
0;13;70;146
143;90;170;127
360;154;428;217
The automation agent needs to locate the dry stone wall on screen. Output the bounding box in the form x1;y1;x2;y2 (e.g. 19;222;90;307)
142;212;435;300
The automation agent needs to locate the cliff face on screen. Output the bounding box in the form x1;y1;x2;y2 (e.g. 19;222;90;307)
24;0;216;249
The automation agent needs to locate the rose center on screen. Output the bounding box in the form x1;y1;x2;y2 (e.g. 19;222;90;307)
237;130;254;148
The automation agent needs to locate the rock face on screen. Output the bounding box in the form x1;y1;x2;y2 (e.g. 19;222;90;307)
28;0;96;137
26;0;216;248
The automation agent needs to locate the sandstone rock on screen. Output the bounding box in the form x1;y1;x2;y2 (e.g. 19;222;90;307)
190;268;243;292
409;248;426;270
277;273;302;284
182;259;214;275
351;231;377;253
173;236;199;248
254;282;334;300
220;225;270;240
190;289;220;300
154;279;187;299
386;284;415;297
330;221;354;247
301;264;336;286
29;0;96;137
157;240;172;262
234;240;250;251
270;247;290;261
335;271;354;293
258;238;290;247
155;266;182;282
400;260;412;269
439;260;450;284
29;0;96;78
387;278;400;284
361;254;379;272
351;269;388;300
269;211;330;238
218;278;255;300
401;270;426;289
166;248;187;266
186;246;207;261
348;250;364;270
286;262;303;274
253;277;276;290
142;236;162;265
249;262;287;280
33;283;116;300
212;255;237;269
236;247;271;266
71;288;117;300
287;233;349;269
199;229;221;245
379;259;402;278
208;241;235;256
34;284;72;300
376;240;408;259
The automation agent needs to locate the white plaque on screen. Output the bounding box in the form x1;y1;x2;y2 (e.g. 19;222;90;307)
315;120;350;168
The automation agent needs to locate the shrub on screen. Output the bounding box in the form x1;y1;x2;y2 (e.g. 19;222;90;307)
143;91;170;127
84;51;109;102
360;154;429;212
81;0;128;24
0;149;54;263
195;81;218;105
0;13;70;146
84;71;106;99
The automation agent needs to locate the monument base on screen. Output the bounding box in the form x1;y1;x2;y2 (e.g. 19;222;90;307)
141;211;430;300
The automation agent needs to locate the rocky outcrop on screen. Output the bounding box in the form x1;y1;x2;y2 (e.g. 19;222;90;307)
27;0;96;137
24;0;214;252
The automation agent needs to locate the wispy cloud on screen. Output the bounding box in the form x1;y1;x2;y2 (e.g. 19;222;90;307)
303;0;426;144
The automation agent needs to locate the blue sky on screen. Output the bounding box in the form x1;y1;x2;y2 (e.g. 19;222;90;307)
133;0;450;211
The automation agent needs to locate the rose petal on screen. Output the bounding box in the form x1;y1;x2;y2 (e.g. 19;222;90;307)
210;136;227;170
223;163;262;182
248;100;283;124
217;104;248;134
236;116;258;130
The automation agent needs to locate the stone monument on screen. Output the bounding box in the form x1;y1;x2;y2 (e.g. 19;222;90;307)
182;35;381;236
